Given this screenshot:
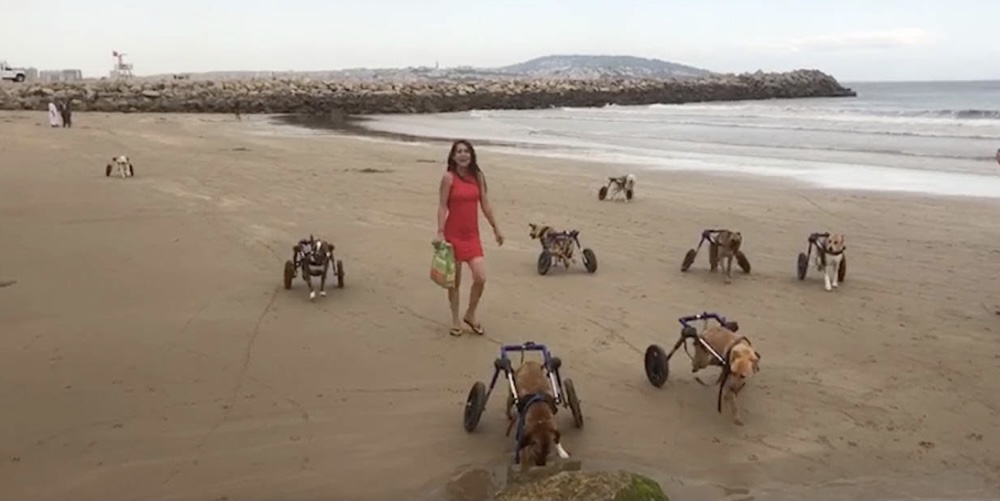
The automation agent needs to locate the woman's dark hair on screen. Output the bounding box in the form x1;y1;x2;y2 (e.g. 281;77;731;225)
447;139;486;192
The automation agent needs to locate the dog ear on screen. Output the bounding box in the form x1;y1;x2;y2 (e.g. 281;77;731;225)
517;433;533;452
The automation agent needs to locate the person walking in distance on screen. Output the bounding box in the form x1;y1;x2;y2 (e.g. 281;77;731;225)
436;139;504;336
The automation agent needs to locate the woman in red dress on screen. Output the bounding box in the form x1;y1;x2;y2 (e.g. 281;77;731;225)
436;140;504;336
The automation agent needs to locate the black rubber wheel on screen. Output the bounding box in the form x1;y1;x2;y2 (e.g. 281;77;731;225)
14;74;25;82
283;260;295;289
463;381;487;432
105;164;111;177
797;252;809;280
598;185;608;200
724;320;740;333
680;249;697;272
563;378;584;428
625;188;633;201
838;255;847;283
335;259;345;288
537;249;552;275
582;248;597;273
736;250;751;274
681;326;698;339
547;356;562;372
709;243;719;271
644;344;669;388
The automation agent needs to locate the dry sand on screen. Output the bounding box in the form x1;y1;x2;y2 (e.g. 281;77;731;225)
1;110;998;501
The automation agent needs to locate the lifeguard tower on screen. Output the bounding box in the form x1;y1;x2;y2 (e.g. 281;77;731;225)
109;50;134;79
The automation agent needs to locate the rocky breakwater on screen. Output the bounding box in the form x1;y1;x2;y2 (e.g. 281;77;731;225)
0;69;855;115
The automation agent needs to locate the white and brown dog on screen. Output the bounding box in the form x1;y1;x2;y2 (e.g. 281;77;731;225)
105;155;135;178
690;324;761;425
604;174;636;202
504;360;570;469
817;233;846;291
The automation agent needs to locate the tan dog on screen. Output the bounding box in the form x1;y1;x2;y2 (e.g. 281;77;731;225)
712;230;743;284
528;223;576;270
817;233;846;292
504;360;570;469
690;324;761;425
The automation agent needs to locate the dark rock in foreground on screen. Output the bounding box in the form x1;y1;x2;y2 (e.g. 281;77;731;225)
496;469;669;501
0;69;855;115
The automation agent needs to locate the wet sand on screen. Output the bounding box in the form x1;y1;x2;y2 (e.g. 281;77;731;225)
0;110;998;500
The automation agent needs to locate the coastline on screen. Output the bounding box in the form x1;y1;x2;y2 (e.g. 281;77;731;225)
267;111;1000;202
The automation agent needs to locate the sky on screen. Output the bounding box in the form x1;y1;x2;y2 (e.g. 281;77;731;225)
6;0;999;82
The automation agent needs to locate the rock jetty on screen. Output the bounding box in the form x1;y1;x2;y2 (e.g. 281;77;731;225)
0;69;855;115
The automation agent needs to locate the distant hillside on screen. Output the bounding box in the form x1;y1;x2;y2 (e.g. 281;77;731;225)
494;55;714;79
140;54;716;82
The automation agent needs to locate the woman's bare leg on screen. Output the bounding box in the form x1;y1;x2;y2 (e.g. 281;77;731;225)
463;257;488;330
448;263;463;333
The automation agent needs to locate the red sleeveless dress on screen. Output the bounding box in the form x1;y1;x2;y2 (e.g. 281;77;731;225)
444;171;484;262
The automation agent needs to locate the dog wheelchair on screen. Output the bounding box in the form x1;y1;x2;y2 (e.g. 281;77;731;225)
283;235;345;292
536;229;598;275
643;312;741;413
597;175;634;201
680;229;751;274
463;342;584;461
796;232;847;282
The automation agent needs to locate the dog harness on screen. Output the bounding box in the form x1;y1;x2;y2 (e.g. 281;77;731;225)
513;392;553;465
297;239;327;267
818;243;844;267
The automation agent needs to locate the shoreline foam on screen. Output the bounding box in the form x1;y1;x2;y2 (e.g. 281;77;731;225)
266;112;1000;201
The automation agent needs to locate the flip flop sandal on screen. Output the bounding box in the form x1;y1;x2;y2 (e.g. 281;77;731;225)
463;318;485;336
449;327;464;337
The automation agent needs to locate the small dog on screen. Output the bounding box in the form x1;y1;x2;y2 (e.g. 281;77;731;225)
817;233;846;292
504;360;570;469
105;155;134;178
528;223;576;269
292;236;335;301
606;174;636;202
690;324;761;425
712;230;743;284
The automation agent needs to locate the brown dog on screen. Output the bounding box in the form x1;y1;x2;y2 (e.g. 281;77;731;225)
690;324;761;425
711;230;743;284
504;360;570;469
528;223;576;269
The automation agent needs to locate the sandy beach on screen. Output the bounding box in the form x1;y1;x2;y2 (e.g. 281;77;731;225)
1;110;998;500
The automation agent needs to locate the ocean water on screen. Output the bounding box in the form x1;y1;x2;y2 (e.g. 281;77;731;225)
357;80;1000;199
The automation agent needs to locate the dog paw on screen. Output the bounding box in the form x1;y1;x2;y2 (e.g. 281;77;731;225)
309;291;316;300
734;418;744;426
320;290;327;297
824;285;832;291
556;443;570;459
